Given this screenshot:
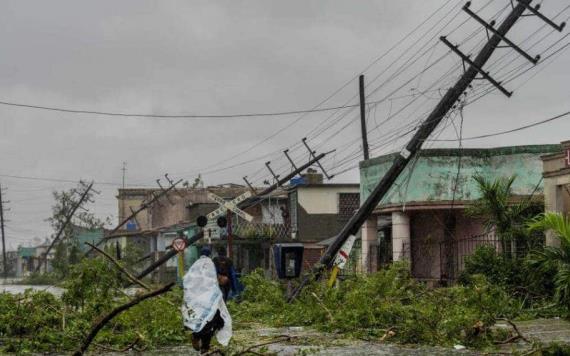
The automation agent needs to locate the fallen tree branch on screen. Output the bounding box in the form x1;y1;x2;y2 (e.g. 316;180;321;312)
494;318;530;345
85;242;150;290
310;292;333;322
379;327;396;342
72;282;175;356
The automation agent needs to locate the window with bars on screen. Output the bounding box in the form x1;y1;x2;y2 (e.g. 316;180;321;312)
338;193;360;221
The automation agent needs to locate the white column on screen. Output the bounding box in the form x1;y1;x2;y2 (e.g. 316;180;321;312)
361;216;378;273
392;211;411;261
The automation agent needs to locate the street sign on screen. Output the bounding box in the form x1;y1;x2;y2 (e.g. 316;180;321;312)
172;237;186;252
206;191;254;222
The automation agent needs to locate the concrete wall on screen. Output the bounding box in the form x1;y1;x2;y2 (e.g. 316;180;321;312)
117;190;151;230
298;186;358;214
410;211;444;280
409;210;486;280
360;145;560;207
292;185;359;242
302;244;325;271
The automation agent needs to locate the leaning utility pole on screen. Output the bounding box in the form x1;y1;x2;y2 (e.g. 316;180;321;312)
289;0;565;301
36;181;94;272
359;74;370;161
240;150;333;209
0;184;7;279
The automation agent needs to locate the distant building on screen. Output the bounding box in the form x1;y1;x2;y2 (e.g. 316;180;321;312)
286;169;360;270
71;225;105;253
15;239;55;276
116;185;286;231
16;246;37;277
359;144;560;283
113;185;288;282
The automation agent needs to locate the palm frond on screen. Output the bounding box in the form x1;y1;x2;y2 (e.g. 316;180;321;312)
527;212;570;247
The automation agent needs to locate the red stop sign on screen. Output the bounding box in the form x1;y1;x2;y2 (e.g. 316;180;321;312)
172;238;186;252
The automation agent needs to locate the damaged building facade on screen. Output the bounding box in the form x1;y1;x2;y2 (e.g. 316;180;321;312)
359;144;560;284
112;185;288;280
111;169;361;280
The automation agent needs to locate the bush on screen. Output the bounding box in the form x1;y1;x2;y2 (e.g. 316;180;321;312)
458;245;524;288
459;246;559;308
0;258;189;354
231;263;520;348
0;290;68;353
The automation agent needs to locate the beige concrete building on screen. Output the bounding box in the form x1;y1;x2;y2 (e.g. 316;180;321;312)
117;186;264;231
542;140;570;246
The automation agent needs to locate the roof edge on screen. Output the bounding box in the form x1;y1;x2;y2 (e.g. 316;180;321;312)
359;144;561;169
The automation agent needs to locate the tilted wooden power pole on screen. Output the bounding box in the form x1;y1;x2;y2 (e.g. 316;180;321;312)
359;74;370;161
0;184;7;279
289;0;565;301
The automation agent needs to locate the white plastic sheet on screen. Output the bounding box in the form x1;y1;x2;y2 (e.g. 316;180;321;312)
181;256;233;346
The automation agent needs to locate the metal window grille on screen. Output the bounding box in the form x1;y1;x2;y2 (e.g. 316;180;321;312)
338;193;360;221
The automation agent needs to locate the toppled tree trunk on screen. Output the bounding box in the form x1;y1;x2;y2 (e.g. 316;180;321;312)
73;282;175;356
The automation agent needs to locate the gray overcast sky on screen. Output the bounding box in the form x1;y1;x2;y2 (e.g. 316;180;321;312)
0;0;569;248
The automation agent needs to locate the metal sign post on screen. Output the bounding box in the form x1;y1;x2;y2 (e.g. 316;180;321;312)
172;236;187;284
227;209;233;259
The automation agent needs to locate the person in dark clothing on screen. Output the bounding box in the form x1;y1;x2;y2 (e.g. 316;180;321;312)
191;310;225;353
212;247;235;301
186;247;228;354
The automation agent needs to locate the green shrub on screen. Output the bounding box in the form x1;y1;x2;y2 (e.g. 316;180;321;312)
459;245;560;310
231;263;520;348
459;245;524;288
0;258;188;354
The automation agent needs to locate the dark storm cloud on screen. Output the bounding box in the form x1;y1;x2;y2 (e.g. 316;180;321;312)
0;0;568;247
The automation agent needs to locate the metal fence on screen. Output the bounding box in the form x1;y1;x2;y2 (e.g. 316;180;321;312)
232;221;289;239
438;232;531;282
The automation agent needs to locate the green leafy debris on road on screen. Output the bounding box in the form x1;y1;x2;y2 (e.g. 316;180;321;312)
229;263;567;350
0;258;188;354
1;259;568;354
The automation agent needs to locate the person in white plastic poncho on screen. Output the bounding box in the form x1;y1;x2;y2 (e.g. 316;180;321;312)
182;247;232;353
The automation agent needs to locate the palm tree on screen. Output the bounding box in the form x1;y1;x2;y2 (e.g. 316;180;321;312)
467;175;541;258
527;212;570;305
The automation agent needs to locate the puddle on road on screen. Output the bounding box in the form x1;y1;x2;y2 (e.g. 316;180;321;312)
0;285;64;297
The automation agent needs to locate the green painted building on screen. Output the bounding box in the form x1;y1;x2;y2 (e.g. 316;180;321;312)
72;226;105;253
358;144;560;282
